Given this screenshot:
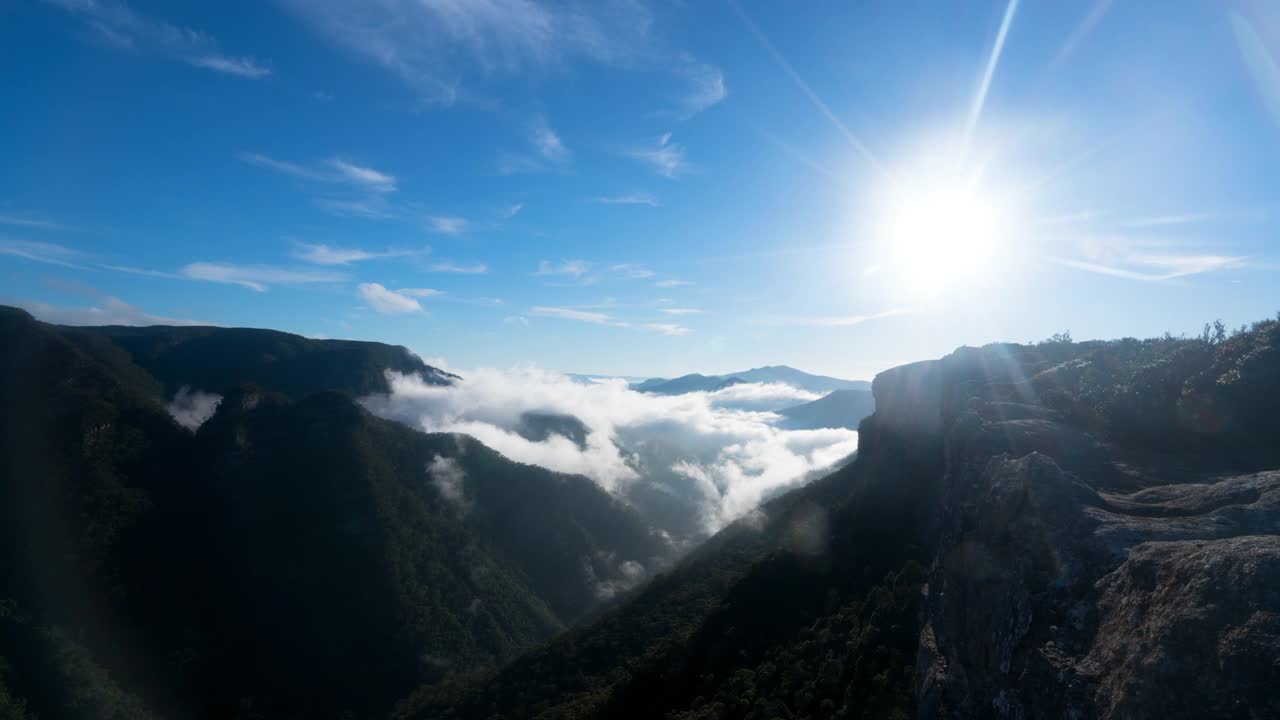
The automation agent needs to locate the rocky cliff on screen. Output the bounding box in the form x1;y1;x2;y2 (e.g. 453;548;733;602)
395;322;1280;720
859;338;1280;719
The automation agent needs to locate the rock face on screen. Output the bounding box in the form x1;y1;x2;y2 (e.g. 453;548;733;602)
876;342;1280;719
385;328;1279;720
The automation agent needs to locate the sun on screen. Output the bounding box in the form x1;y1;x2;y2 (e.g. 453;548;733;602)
875;176;1009;298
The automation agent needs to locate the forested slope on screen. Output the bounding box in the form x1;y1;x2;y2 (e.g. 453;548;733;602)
0;306;665;718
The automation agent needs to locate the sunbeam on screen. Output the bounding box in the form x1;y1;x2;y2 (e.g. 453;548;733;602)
963;0;1021;154
729;0;890;179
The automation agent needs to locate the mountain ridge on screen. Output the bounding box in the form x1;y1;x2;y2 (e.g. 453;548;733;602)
397;317;1280;720
776;388;876;431
0;305;668;718
634;365;870;396
61;322;458;400
5;304;1279;719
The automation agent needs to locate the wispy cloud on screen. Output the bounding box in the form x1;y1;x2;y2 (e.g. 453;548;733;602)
1056;234;1250;282
239;152;328;181
439;295;504;307
527;306;690;336
47;0;270;78
497;152;549;175
0;213;71;231
536;259;591;278
499;118;571;174
429;216;469;235
329;158;397;192
188;55;271;78
430;261;488;274
643;322;691;336
279;0;652;102
678;56;727;117
180;262;347;292
1054;254;1247;282
100;264;183;279
240;152;398;193
501;203;523;219
611;263;655;279
1035;209;1102;227
532;116;569;162
503;315;529;327
654;279;692;288
1116;213;1218;229
0;238;90;268
629;132;689;178
358;282;441;314
293;242;423;265
14;295;217;327
529;306;622;326
594;193;660;207
401;288;443;297
658;308;702;316
771;308;912;327
316;198;396;220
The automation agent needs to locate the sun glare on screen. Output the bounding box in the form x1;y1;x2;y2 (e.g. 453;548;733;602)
876;177;1009;297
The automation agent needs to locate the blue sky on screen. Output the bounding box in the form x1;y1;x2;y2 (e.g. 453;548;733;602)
2;0;1278;379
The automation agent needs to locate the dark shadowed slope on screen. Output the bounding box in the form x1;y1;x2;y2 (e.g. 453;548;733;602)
777;388;876;430
62;322;457;400
184;387;665;717
0;306;666;719
0;306;188;719
398;317;1280;720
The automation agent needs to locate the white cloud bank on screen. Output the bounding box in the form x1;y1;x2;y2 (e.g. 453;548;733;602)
361;369;856;538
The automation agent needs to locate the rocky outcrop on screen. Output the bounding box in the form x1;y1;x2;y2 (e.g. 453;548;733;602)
863;342;1280;719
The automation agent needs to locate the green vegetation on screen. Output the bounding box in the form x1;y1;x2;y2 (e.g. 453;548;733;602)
3;304;1278;719
0;306;663;718
1029;314;1280;465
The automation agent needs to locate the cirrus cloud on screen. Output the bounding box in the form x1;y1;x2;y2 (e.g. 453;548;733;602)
529;305;620;326
535;259;591;278
430;261;489;274
180;262;347;292
629;132;689;178
47;0;271;78
643;322;691;336
293;242;424;265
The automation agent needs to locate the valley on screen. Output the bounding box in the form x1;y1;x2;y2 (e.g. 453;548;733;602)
4;305;1277;718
